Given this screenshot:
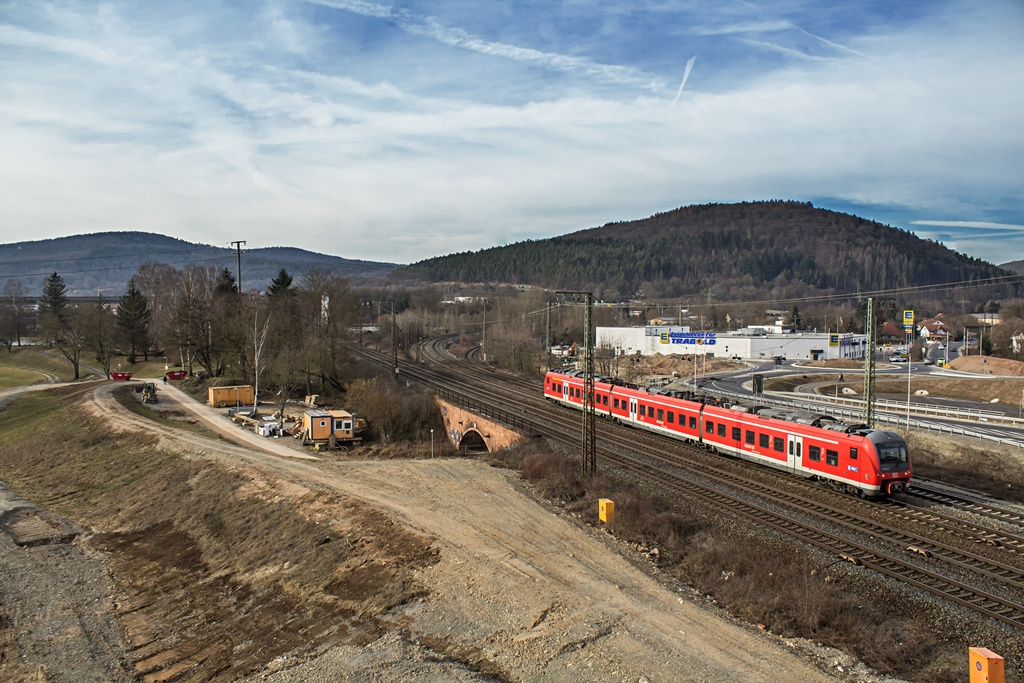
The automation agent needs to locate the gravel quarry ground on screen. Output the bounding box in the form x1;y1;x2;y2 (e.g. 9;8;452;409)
0;380;917;681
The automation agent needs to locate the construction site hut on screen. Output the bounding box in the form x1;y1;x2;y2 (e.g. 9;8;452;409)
208;385;255;408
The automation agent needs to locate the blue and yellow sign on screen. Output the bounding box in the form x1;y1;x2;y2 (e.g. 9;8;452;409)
659;331;717;346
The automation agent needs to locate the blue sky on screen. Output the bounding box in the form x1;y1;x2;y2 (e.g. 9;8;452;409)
1;0;1022;266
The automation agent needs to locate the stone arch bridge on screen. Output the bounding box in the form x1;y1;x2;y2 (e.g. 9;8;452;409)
436;397;529;453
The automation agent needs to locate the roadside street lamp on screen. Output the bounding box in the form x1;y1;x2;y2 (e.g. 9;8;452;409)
431;429;435;459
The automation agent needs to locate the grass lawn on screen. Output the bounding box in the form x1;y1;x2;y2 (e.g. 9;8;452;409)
0;347;76;382
0;365;50;389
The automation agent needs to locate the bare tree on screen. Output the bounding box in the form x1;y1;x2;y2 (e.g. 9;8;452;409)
296;268;354;393
86;297;118;379
42;306;87;380
244;296;272;410
2;279;26;347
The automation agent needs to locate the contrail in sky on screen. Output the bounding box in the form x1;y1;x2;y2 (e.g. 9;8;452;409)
672;56;696;105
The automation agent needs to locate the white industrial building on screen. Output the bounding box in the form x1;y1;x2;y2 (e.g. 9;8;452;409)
596;324;866;362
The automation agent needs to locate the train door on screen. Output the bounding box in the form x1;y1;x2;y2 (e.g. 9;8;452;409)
786;434;802;474
562;382;570;403
629;397;638;424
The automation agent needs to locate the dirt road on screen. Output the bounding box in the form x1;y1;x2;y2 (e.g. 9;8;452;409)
132;385;838;681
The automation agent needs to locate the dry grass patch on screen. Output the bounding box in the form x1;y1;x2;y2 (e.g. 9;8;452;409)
905;431;1024;503
949;355;1024;376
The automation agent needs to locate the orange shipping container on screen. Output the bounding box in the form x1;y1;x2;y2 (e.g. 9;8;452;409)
208;385;255;408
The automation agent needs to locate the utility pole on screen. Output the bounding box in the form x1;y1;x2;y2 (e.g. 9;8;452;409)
391;300;398;374
863;297;876;427
557;291;596;476
546;301;553;371
363;299;397;374
231;240;246;293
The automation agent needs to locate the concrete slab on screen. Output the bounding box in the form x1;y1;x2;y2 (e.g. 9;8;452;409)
0;483;79;547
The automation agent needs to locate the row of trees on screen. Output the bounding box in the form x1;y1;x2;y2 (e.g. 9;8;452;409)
21;265;360;399
12;263;1024;401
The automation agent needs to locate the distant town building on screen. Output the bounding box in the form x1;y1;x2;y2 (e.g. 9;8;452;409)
596;325;866;361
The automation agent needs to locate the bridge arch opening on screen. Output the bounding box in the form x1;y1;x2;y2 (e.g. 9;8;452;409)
459;429;488;453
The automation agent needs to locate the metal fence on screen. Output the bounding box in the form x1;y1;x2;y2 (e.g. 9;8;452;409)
702;386;1024;449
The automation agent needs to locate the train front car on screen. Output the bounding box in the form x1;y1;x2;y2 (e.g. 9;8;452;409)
865;430;912;495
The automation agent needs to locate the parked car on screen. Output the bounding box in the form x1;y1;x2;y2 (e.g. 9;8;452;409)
889;354;908;362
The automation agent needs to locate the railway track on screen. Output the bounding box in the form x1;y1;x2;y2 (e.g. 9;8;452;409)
356;339;1024;630
905;481;1024;527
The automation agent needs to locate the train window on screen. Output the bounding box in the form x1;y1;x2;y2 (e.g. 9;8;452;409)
705;421;714;433
773;437;784;452
826;449;839;466
759;434;769;448
717;423;726;437
613;398;619;409
849;447;858;460
808;445;821;462
689;416;697;429
732;427;741;440
745;430;755;444
657;409;664;421
602;395;608;405
667;412;675;424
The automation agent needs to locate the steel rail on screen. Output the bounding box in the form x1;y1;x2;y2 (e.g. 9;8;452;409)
352;341;1024;629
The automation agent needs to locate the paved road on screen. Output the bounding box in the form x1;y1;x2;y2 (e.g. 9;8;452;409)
693;357;1024;447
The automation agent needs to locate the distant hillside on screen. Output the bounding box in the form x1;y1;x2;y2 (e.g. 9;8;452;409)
0;232;398;296
1000;259;1024;275
397;201;1020;305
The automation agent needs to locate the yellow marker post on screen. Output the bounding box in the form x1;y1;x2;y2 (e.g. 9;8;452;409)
599;499;615;525
970;647;1004;683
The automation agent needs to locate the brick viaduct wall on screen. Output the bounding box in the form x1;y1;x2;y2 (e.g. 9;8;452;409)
436;398;524;452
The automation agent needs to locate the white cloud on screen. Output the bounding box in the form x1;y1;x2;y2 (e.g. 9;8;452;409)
303;0;669;92
0;1;1021;266
912;221;1024;232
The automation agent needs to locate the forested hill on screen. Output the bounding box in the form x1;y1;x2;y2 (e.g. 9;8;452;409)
0;232;398;296
396;201;1019;304
1001;259;1024;275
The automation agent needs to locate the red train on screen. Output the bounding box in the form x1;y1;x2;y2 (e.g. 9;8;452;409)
544;370;911;497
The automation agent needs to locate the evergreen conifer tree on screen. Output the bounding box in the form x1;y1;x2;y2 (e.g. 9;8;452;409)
266;269;293;297
41;272;68;321
117;278;151;363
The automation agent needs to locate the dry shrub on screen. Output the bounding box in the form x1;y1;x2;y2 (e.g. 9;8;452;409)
521;452;585;501
509;444;955;681
346;375;444;444
676;532;944;678
602;489;699;561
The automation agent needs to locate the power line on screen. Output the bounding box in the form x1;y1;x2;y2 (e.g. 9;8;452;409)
0;254;241;282
0;242;244;269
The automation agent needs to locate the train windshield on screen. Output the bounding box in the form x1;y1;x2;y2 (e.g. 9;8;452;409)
878;442;909;471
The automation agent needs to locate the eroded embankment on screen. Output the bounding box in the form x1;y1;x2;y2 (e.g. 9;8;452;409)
0;385;438;680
